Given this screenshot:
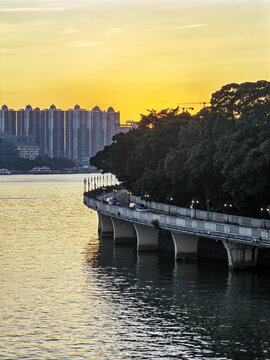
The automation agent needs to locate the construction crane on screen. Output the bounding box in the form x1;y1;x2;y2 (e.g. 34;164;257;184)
178;102;211;112
178;102;210;106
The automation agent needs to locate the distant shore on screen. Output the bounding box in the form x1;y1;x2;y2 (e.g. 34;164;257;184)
4;169;101;175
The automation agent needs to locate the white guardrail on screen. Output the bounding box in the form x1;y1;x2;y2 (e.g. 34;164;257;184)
130;195;270;229
84;196;270;247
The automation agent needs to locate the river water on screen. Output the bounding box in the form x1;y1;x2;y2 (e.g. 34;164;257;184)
0;175;269;360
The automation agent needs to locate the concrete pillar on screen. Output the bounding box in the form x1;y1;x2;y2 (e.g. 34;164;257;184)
171;232;199;260
133;223;159;251
98;212;102;234
222;240;259;270
110;217;136;244
99;213;114;236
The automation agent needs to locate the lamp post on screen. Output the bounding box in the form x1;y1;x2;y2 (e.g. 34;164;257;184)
127;191;132;204
260;206;269;229
144;194;150;207
224;202;233;223
206;198;210;212
167;196;173;215
113;188;117;199
191;199;199;219
206;198;211;220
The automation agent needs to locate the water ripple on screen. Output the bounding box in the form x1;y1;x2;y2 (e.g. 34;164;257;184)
0;175;270;359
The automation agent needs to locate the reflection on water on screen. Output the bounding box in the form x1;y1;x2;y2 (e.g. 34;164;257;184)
0;175;270;359
86;239;270;360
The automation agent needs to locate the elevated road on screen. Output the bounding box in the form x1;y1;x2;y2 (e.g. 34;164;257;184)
84;190;270;269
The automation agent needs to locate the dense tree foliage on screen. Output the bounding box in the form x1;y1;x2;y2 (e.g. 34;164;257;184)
91;81;270;216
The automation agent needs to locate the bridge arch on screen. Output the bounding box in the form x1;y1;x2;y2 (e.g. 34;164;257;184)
171;232;199;260
133;223;159;251
110;217;136;245
98;213;113;236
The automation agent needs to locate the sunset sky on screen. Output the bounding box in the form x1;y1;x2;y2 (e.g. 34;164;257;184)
0;0;269;122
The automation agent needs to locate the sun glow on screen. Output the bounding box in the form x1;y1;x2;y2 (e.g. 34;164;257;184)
0;0;269;121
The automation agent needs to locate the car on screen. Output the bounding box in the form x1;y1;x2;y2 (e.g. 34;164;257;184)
134;203;148;212
129;202;136;209
106;197;120;205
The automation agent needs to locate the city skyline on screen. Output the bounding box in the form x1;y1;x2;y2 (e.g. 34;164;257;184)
0;104;132;162
0;0;269;122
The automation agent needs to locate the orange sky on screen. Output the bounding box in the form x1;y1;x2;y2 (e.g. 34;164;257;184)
0;0;269;122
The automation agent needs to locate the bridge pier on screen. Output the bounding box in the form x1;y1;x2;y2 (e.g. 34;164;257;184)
134;223;159;251
171;232;199;260
98;213;114;236
110;217;136;244
222;240;259;270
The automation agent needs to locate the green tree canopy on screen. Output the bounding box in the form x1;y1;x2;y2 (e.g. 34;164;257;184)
90;80;270;216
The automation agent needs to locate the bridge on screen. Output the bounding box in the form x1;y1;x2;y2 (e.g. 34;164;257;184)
83;188;270;270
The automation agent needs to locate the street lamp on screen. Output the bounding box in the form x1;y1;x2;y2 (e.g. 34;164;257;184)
206;198;210;212
144;194;150;207
113;188;117;199
127;191;132;203
191;199;199;219
260;206;269;228
224;202;233;223
167;196;174;215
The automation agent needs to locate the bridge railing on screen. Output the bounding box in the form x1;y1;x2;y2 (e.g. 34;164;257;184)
84;196;270;246
130;195;270;230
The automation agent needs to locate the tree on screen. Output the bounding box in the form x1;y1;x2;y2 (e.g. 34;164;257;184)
90;80;270;216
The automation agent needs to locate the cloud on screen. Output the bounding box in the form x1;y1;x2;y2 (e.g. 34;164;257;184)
161;24;207;30
0;48;13;54
105;27;125;36
149;24;208;31
0;7;68;12
60;28;78;36
178;24;207;29
69;41;100;48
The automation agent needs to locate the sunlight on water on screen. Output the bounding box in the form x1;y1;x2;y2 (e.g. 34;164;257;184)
0;175;270;359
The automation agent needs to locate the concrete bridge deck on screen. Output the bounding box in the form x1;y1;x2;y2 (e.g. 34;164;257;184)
83;191;270;270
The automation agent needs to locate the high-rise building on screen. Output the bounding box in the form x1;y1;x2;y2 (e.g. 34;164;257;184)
90;106;106;157
39;109;49;156
66;105;92;161
17;144;39;160
0;105;8;133
65;109;74;160
0;104;135;163
105;107;120;146
48;105;64;158
77;107;91;161
0;137;18;163
0;105;16;136
17;109;25;136
17;105;35;137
